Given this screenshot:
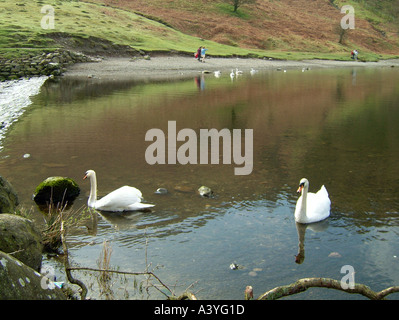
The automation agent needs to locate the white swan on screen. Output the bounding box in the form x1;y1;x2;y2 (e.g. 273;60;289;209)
230;69;235;79
214;70;221;78
235;68;243;76
294;178;330;223
250;68;258;76
83;170;154;212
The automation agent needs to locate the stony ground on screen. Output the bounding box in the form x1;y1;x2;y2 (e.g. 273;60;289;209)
63;56;399;81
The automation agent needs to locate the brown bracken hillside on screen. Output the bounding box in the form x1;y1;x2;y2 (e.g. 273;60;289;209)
87;0;399;54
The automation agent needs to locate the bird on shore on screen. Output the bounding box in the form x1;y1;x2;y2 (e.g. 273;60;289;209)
235;68;243;76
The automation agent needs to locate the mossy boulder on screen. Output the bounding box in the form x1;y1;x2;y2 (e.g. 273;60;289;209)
0;175;19;213
33;176;80;205
0;214;43;271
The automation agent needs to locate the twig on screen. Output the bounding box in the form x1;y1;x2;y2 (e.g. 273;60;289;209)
168;291;198;300
168;281;200;300
66;266;172;298
142;230;174;298
97;240;114;299
257;277;399;300
61;220;88;300
7;249;25;256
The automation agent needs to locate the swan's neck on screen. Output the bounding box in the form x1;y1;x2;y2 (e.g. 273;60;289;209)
298;186;308;220
88;174;97;207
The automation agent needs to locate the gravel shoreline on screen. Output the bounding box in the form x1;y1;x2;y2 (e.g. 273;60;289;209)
63;55;399;81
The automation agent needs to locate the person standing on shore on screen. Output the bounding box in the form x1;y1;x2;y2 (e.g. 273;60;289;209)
196;46;202;62
201;46;208;63
353;49;358;61
351;49;358;60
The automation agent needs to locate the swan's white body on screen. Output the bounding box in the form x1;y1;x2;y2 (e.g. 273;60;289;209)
250;68;258;76
83;170;154;212
230;70;235;79
214;70;221;78
295;178;330;224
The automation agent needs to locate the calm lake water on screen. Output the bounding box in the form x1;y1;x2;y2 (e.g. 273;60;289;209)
1;66;399;299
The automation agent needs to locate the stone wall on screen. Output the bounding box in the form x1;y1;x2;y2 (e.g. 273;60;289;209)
0;49;97;81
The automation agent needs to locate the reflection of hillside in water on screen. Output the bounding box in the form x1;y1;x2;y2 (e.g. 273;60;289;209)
1;68;398;236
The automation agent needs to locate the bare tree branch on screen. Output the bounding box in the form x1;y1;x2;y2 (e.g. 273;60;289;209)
257;277;399;300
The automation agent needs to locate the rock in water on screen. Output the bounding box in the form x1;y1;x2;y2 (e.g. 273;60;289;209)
154;188;168;195
198;186;213;198
174;185;194;193
0;251;66;300
33;176;80;205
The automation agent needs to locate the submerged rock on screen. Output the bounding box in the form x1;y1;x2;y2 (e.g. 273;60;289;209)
174;185;195;193
154;188;168;195
229;262;244;270
328;252;342;258
33;176;80;205
0;251;66;300
198;186;214;198
0;175;19;213
0;214;43;271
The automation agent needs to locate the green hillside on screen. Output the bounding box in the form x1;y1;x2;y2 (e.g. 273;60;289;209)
1;0;398;61
0;0;262;59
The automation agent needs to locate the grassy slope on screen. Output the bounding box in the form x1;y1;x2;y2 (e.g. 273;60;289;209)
0;0;398;61
0;0;265;59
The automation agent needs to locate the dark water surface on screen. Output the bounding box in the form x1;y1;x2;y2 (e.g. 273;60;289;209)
1;66;399;299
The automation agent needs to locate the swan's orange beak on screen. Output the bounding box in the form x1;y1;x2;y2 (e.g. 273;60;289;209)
297;185;303;193
83;174;87;180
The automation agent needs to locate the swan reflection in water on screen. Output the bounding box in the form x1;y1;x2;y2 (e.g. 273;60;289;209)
86;207;153;232
295;220;329;264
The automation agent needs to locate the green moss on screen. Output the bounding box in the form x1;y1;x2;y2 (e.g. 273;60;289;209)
33;176;80;204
